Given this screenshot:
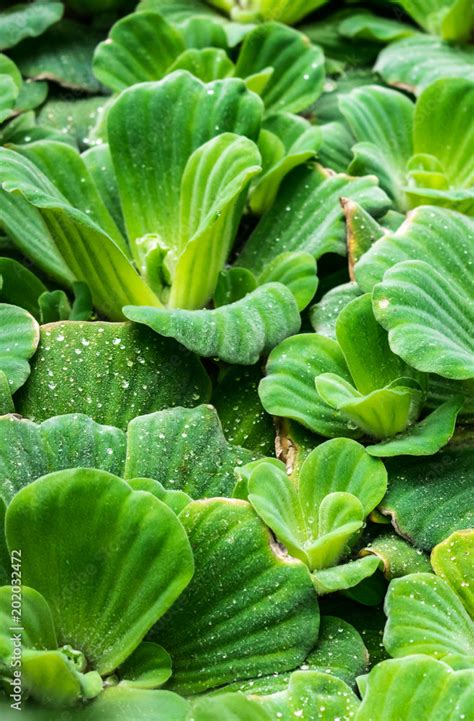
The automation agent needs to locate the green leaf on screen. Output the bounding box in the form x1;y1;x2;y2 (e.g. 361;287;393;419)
384;573;474;659
0;2;63;51
11;19;103;94
375;33;474;95
355;205;473;293
127;479;192;516
305;615;368;687
431;530;474;617
309;282;362;340
0;189;75;288
79;688;191;721
360;533;432;580
0;303;39;394
258;670;361;721
367;397;462;457
192;694;272;721
0;54;22;123
0;586;57;658
248;440;386;571
407;78;474;205
259;333;359;437
108;71;262;261
38;289;71;323
214;267;258;307
169;133;261;308
15;320;210;431
152;499;319;694
235;23;324;114
170;47;235;81
237;165;390;273
212;365;276;455
0;257;47;318
0;148;159;320
258;252;318;311
250;115;321;214
119;642;171;689
13;140;128;255
373;257;474;380
13;79;48;114
336;294;414;394
82;144;125;234
380;443;474;550
299;438;387;516
339;85;414;209
229;0;330;25
0;413;126;504
125;283;300;365
338;10;415;42
316;376;424;440
5;469;194;674
395;0;473;41
21;648;85;707
317;121;354;173
124;405;255;497
38;95;109;151
312;556;381;595
356;656;474;721
93;11;185;91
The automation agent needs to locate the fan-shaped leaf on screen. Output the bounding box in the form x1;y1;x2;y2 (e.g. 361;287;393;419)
0;413;125;505
431;530;474;616
0;2;63;51
375;34;474;95
108;71;262;255
153;498;319;694
381;443;474;549
339;85;414;209
235;23;324;114
384;573;474;659
237;165;390;273
395;0;473;41
0;147;159;320
258;252;318;311
367;397;462;457
170;133;261;308
5;469;194;674
11;20;103;94
125;283;300;365
124;405;255;497
93;12;185;91
15;321;210;430
0;303;39;393
373;258;474;380
259;333;359;437
356;656;474;721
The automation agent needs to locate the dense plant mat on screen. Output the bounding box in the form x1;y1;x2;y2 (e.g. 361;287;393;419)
0;0;473;719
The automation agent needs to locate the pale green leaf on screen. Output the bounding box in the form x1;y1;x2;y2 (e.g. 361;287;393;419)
0;303;39;393
384;573;474;659
356;656;474;721
259;333;359;437
431;530;474;617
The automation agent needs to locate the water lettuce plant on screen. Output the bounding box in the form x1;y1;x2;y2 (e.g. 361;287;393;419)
0;1;473;719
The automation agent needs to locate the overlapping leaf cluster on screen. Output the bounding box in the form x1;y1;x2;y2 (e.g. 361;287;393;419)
0;0;473;719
